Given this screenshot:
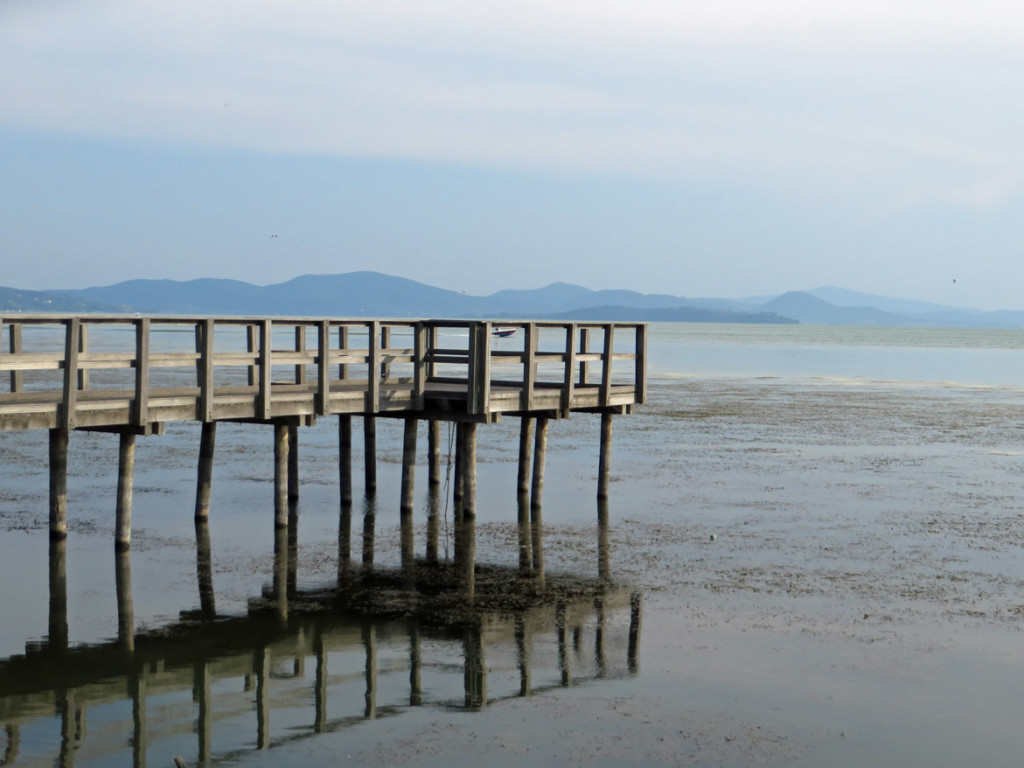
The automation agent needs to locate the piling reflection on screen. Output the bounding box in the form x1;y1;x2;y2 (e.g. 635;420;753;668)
193;661;212;764
115;548;134;653
48;539;68;653
2;724;19;765
1;561;642;768
272;526;289;625
598;498;611;582
463;623;486;709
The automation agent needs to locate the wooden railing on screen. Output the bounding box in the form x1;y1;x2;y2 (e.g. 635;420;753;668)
0;316;646;430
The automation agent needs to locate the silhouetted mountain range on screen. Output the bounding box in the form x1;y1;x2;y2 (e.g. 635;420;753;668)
2;272;1024;327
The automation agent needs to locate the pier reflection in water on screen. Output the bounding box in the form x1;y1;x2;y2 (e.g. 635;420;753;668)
0;513;641;768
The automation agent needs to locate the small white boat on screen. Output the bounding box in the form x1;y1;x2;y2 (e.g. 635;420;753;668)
492;328;516;338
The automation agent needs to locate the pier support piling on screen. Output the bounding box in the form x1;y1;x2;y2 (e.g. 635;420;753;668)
195;422;216;521
362;498;376;568
273;422;289;527
517;417;533;496
531;417;548;512
400;418;417;567
460;422;478;600
115;432;136;549
598;412;613;500
288;423;300;502
338;503;352;580
454;423;466;506
531;417;548;582
517;492;532;574
339;415;353;506
428;419;441;489
364;416;377;497
426;488;440;564
49;428;69;539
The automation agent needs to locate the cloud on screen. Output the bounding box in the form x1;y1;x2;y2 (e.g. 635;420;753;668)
4;0;1024;208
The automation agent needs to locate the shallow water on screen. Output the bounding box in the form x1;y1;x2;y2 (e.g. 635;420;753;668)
4;323;1024;766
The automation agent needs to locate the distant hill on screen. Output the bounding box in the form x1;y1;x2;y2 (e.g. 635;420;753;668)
761;292;904;326
4;271;1024;327
802;286;979;317
771;288;1024;327
45;272;799;323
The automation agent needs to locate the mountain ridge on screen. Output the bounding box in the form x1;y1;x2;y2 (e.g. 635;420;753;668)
2;272;1023;327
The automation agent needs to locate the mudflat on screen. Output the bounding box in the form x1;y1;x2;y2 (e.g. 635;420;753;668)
3;375;1024;766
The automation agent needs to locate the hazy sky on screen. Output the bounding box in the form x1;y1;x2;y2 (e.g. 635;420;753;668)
3;0;1024;309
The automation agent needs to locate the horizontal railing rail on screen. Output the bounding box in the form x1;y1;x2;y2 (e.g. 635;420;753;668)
0;316;646;429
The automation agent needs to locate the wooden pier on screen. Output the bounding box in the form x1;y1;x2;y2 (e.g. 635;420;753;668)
0;315;646;564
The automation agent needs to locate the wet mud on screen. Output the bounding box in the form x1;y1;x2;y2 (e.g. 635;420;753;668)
4;375;1024;765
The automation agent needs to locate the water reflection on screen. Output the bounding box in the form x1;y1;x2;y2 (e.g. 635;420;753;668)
115;547;134;653
48;540;68;654
0;563;642;767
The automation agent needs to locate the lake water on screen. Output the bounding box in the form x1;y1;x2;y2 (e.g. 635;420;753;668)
3;322;1024;766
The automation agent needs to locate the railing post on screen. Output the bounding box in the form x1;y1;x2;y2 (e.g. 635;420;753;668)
316;321;330;416
368;321;380;413
337;325;350;380
246;324;258;387
259;320;273;419
379;325;391;381
523;323;536;411
562;323;576;414
198;319;214;422
77;323;90;390
635;324;648;404
60;318;80;430
467;322;491;416
134;318;150;427
414;322;427;409
600;324;615;406
7;320;23;393
294;324;307;385
578;327;590;385
427;326;438;380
